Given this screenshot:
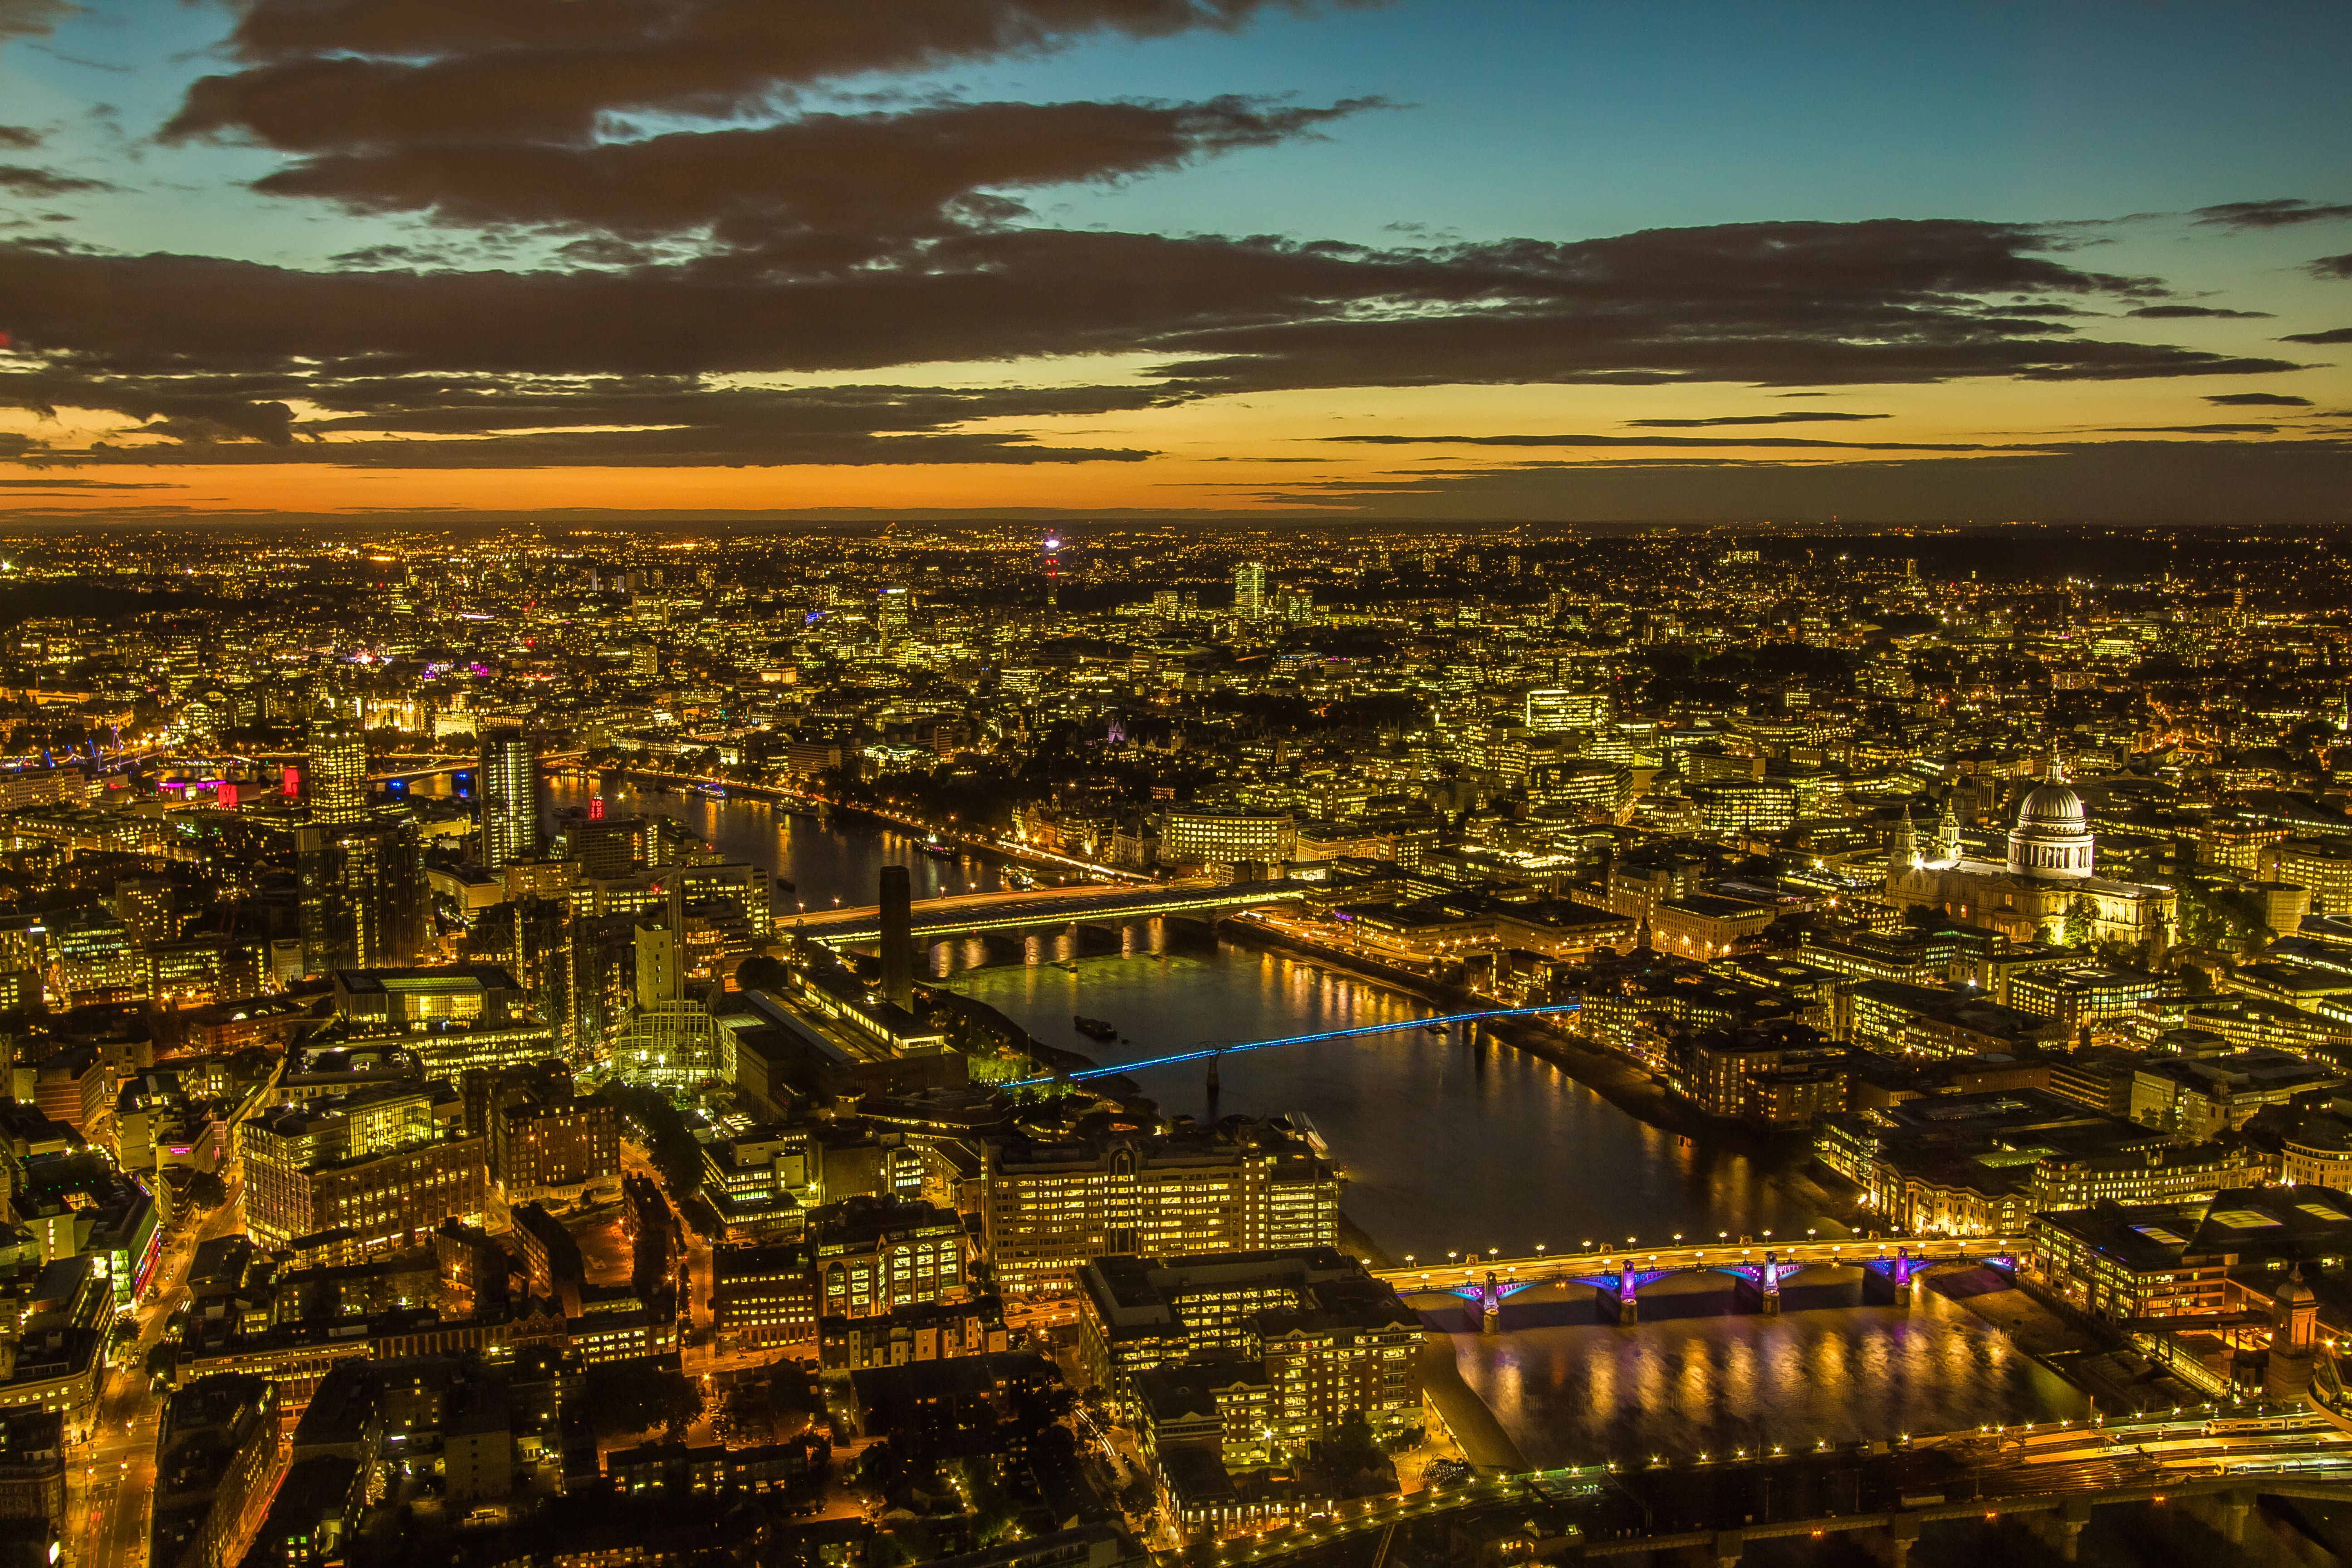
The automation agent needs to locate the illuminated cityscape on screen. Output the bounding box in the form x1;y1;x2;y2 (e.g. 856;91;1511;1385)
2;1;2352;1566
0;521;2334;1564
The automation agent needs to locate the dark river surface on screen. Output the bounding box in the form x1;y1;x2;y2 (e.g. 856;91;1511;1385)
541;777;2089;1451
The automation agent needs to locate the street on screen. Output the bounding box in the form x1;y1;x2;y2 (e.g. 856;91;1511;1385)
69;1176;250;1568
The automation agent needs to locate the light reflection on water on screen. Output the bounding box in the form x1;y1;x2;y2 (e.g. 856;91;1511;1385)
547;780;1825;1259
560;786;2082;1447
948;944;1818;1262
1445;1289;2087;1468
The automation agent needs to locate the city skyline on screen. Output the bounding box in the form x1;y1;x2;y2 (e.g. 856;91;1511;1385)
0;1;2347;524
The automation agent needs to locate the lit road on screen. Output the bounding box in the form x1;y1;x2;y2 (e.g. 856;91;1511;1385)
69;1176;249;1568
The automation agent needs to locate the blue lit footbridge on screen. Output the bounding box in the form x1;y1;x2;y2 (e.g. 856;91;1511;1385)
1005;1003;1583;1090
1389;1235;2030;1332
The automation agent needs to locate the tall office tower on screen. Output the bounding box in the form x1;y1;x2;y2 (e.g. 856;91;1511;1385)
877;584;911;643
879;865;913;1012
298;818;426;975
478;726;542;870
1234;560;1268;620
306;718;369;825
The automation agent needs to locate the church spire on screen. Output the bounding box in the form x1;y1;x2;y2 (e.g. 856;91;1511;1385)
1891;802;1921;872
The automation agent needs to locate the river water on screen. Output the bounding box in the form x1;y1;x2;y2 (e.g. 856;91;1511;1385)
543;778;2088;1449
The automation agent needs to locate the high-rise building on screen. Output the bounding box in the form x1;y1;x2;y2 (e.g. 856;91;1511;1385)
299;817;426;975
240;1080;486;1251
1233;560;1268;620
477;726;542;870
305;720;369;826
876;584;911;643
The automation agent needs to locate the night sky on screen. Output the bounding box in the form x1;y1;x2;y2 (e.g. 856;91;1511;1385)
1;0;2348;523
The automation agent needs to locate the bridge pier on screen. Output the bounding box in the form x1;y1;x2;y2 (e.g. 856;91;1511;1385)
1873;1514;1921;1568
1863;1245;1916;1308
1604;1260;1641;1325
1712;1529;1744;1567
2055;1498;2090;1562
1732;1252;1784;1316
2220;1487;2254;1546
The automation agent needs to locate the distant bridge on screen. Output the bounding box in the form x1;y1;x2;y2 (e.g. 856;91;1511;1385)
1382;1235;2030;1328
794;879;1309;946
148;749;583;784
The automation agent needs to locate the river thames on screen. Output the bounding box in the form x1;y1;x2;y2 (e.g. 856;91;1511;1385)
543;778;2090;1451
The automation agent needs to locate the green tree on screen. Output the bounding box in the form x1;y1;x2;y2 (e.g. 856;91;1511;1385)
593;1082;706;1202
2063;895;2097;950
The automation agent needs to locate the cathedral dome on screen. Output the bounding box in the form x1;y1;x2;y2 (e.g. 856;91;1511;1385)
2007;764;2094;881
2015;779;2086;834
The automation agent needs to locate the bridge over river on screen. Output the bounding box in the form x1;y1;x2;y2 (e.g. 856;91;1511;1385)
1382;1235;2029;1330
793;878;1307;946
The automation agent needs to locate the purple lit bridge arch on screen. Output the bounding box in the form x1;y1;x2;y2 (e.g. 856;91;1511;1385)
1005;1003;1580;1089
1414;1240;2025;1333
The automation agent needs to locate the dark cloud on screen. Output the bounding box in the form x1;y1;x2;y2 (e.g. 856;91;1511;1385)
2194;199;2352;230
0;127;40;149
167;0;1371;150
1328;432;2003;452
3;370;1166;466
2310;255;2352;281
1624;412;1890;427
2101;423;2278;434
252;97;1378;252
0;165;109;196
0;476;177;489
1247;438;2352;523
0;216;2310;470
2127;304;2269;318
0;0;69;42
1139;220;2293;393
2282;326;2352;344
2206;392;2313;407
0;220;2292;391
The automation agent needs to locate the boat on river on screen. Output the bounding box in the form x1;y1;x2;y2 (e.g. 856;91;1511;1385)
1072;1015;1118;1041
